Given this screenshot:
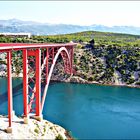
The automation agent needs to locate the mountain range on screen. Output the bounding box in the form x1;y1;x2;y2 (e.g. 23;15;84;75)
0;19;140;35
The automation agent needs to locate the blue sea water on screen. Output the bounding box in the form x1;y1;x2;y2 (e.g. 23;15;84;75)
0;77;140;139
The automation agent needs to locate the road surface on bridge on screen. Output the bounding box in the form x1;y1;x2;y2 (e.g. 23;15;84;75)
0;43;76;51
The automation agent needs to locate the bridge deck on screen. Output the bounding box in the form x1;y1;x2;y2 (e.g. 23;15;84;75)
0;43;76;51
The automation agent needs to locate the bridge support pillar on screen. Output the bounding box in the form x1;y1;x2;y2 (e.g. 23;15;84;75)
23;49;43;122
23;49;29;124
46;48;48;84
35;49;42;120
70;47;73;74
6;51;13;133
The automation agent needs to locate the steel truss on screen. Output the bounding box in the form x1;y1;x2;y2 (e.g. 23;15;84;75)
0;43;75;133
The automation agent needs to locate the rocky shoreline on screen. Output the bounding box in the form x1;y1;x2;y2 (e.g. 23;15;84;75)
0;72;139;89
51;75;140;89
0;115;73;140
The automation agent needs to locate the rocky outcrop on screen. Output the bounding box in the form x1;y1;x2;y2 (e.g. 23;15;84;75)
67;76;87;83
0;115;72;139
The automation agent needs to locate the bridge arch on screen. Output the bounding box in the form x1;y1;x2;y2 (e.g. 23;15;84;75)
0;43;75;132
41;47;72;111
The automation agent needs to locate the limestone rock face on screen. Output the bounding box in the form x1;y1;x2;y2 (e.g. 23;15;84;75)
0;115;71;139
69;76;87;83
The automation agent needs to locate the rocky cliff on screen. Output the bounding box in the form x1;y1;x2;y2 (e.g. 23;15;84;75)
0;115;72;139
0;43;140;88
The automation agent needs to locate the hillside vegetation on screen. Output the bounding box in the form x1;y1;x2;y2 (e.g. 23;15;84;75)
31;31;140;47
0;31;140;87
1;31;140;47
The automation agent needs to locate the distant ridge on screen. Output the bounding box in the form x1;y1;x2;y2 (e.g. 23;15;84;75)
0;19;140;35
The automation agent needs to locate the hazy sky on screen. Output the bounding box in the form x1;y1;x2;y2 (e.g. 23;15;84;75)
0;1;140;27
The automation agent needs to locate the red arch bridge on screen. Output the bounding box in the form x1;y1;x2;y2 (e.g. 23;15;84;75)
0;43;76;133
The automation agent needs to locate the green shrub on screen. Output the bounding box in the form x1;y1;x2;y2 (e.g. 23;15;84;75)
88;76;94;81
34;128;39;134
55;134;64;140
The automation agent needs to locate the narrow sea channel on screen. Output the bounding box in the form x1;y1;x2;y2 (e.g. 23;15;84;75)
0;77;140;139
